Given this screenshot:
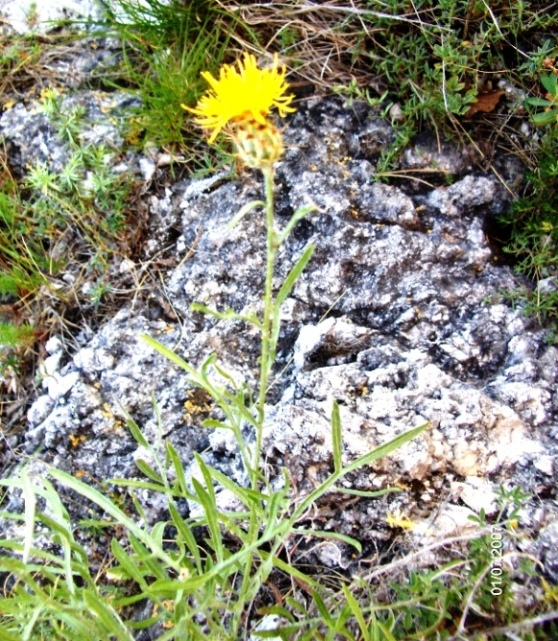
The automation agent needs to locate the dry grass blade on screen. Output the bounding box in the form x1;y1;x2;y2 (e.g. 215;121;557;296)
215;0;389;88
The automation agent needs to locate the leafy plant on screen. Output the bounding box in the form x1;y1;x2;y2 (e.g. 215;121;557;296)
3;3;558;639
0;86;133;380
0;52;428;640
500;92;558;335
526;73;558;127
0;412;424;639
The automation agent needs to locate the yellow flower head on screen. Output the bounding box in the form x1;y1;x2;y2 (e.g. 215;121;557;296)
184;53;295;143
386;509;415;531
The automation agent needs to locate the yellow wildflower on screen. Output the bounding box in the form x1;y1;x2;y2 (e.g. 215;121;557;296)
386;509;415;530
183;53;295;143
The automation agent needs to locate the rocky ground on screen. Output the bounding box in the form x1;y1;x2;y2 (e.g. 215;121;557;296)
1;0;558;613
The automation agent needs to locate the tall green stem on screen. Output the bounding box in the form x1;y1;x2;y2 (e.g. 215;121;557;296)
252;166;278;481
236;168;278;631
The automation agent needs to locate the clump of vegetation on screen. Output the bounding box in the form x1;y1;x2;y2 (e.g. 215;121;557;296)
0;86;134;393
2;455;551;638
501;70;558;335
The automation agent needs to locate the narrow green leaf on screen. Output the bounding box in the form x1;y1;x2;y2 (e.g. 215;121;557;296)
191;477;223;563
278;204;317;245
82;590;134;641
269;245;316;364
140;334;197;377
148;578;194;595
125;416;149;448
0;540;68;569
22;607;42;641
190;303;263;329
167;501;202;570
342;584;370;641
166;442;193;499
21;469;37;566
344;423;429;475
335;487;400;498
256;604;295;623
129;490;149;525
50;469;177;570
201;465;252;509
135;459;165;485
526;97;553;107
311;590;332;625
262;489;288;539
111;538;149;589
284;596;309;616
291;423;428;524
110;479;172;493
195;454;217;507
276;244;315;307
150;521;167;550
228;199;265;229
334;603;358;639
112;591;153;609
0;624;20;640
291;527;362;553
376;618;397;641
331;400;343;475
170;530;276;593
271;555;322;592
37;511;84;591
201;418;231;430
253;623;306;639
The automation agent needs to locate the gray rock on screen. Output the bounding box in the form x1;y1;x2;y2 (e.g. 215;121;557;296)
0;91;139;172
1;0;100;34
293;316;373;371
537;521;558;583
12;96;558;544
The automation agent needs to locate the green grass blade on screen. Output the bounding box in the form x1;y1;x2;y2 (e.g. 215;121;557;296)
311;589;332;626
291;528;362;553
0;624;21;641
291;422;428;524
190;303;263;329
140;334;197;376
336;487;399;498
167;501;202;571
342;584;370;641
276;244;315;307
21;469;37;566
228;199;265;229
270;555;322;593
82;590;134;641
125;416;150;448
190;476;224;564
344;423;429;475
278;205;317;245
134;459;165;485
331;400;343;475
111;537;150;589
50;469;177;570
166;441;195;499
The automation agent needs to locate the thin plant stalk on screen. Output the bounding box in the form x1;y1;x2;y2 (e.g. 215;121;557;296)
253;166;278;479
236;167;279;633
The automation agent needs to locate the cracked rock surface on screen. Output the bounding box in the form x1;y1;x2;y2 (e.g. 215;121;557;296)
2;91;557;566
